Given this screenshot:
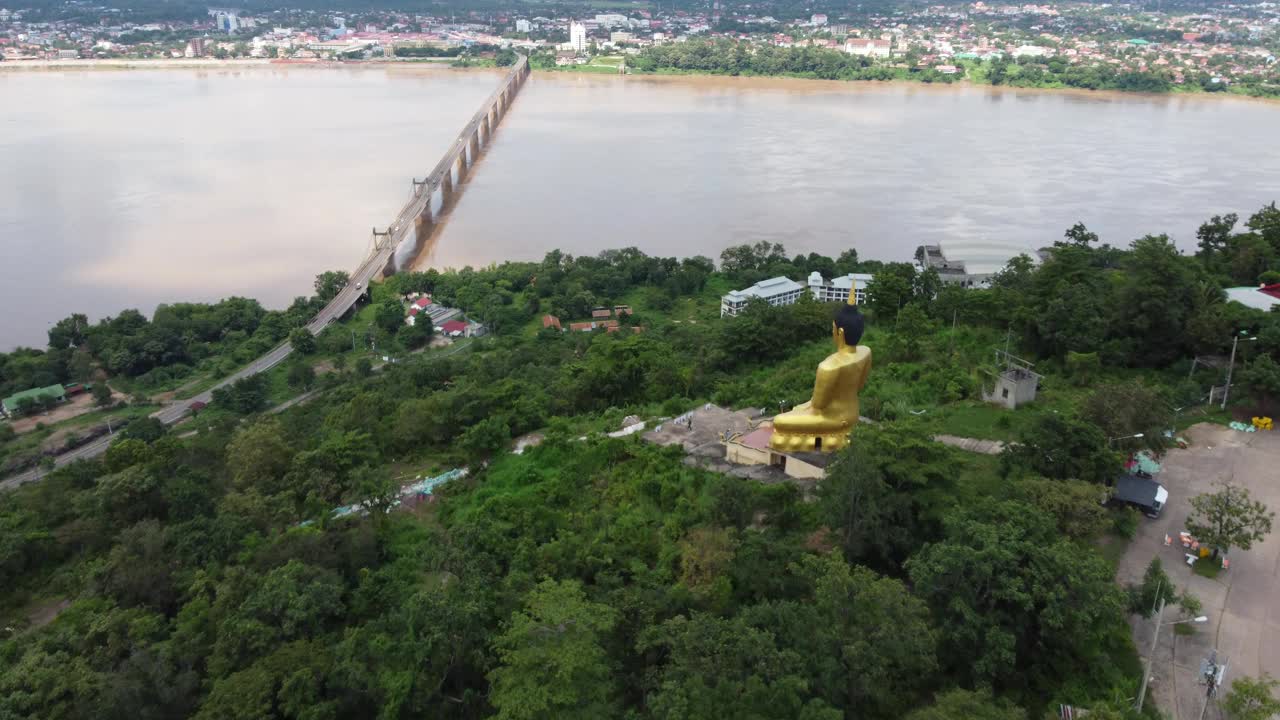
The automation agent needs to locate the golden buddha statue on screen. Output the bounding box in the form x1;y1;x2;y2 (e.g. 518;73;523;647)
769;285;872;454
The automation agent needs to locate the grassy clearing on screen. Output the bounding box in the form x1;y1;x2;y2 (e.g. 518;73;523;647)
1192;559;1223;579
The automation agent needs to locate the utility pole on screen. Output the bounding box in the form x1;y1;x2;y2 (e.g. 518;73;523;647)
1222;333;1257;410
1198;650;1228;720
1136;597;1165;713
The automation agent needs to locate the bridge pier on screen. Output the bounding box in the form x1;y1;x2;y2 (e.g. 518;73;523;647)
468;131;480;166
442;166;454;198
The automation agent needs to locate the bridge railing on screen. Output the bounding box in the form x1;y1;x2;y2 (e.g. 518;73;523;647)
381;54;529;256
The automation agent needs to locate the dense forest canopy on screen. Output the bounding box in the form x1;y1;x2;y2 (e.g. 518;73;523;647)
3;202;1280;719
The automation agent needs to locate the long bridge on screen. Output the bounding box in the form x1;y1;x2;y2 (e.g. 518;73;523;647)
0;56;531;491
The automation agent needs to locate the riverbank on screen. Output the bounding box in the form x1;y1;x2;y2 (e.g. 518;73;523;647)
7;56;1275;104
0;57;470;72
532;62;1280;106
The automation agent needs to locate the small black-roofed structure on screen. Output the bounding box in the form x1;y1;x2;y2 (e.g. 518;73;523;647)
1112;473;1168;517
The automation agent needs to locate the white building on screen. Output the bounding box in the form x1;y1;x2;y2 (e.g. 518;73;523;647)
515;19;531;33
808;272;874;305
720;276;807;317
594;13;628;27
811;13;828;25
845;37;892;57
569;21;587;51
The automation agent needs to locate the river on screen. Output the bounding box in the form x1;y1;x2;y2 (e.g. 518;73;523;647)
3;66;1280;349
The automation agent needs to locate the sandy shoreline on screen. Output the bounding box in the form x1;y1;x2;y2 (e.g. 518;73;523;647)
4;57;1274;107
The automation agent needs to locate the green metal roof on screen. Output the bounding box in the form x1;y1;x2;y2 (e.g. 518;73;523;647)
1127;38;1151;45
2;384;66;413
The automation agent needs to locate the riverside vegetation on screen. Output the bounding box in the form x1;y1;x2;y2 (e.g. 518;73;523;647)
575;39;1280;98
3;202;1280;719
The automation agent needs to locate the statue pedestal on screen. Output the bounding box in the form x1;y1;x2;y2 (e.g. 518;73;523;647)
768;430;849;454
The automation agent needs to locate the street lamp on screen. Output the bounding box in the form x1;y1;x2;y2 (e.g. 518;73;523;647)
1221;332;1258;410
1136;598;1209;712
1109;432;1144;447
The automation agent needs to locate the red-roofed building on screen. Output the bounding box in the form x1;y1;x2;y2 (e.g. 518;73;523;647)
542;314;563;330
569;321;594;332
1261;283;1280;300
440;320;468;336
591;308;612;319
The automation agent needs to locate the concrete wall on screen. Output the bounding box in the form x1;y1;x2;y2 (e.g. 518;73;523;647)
726;441;770;466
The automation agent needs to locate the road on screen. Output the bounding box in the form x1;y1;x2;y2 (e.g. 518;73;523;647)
1118;423;1280;719
0;58;527;493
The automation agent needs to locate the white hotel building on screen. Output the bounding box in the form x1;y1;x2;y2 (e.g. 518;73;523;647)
720;273;873;317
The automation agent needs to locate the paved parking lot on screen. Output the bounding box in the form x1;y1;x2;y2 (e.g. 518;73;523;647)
1117;423;1280;720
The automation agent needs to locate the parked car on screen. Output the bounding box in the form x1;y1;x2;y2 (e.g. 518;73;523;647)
1111;473;1169;518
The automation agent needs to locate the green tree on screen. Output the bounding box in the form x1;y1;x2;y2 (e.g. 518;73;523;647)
865;263;916;320
1196;212;1238;259
1186;482;1275;559
226;418;295;494
289;328;316;355
638;613;839;720
1224;674;1280;720
1113;234;1204;366
286;361;315;391
92;383;114;407
906;500;1126;693
905;689;1026;720
1127;557;1178;617
313;271;350;303
891;302;938;361
1013;477;1109;540
488;579;619;720
793;553;937;717
355;357;373;378
1060;221;1100;248
1239;354;1280;411
1079;380;1173;454
374;299;405;335
1001;414;1117;484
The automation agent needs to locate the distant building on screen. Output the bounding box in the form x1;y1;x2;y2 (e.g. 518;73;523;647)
209;8;240;33
542;314;563;330
56;48;78;59
811;13;828;25
610;31;633;43
185;37;207;57
405;295;461;327
570;21;587;52
516;19;532;33
1012;44;1049;57
845;37;891;57
439;320;469;337
591;308;612;319
720;276;806;317
915;243;1034;288
1;384;66;418
594;13;627;27
807;272;874;304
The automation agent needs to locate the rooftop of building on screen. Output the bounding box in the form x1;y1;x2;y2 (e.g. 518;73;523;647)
2;384;65;412
723;275;805;302
1225;284;1280;311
